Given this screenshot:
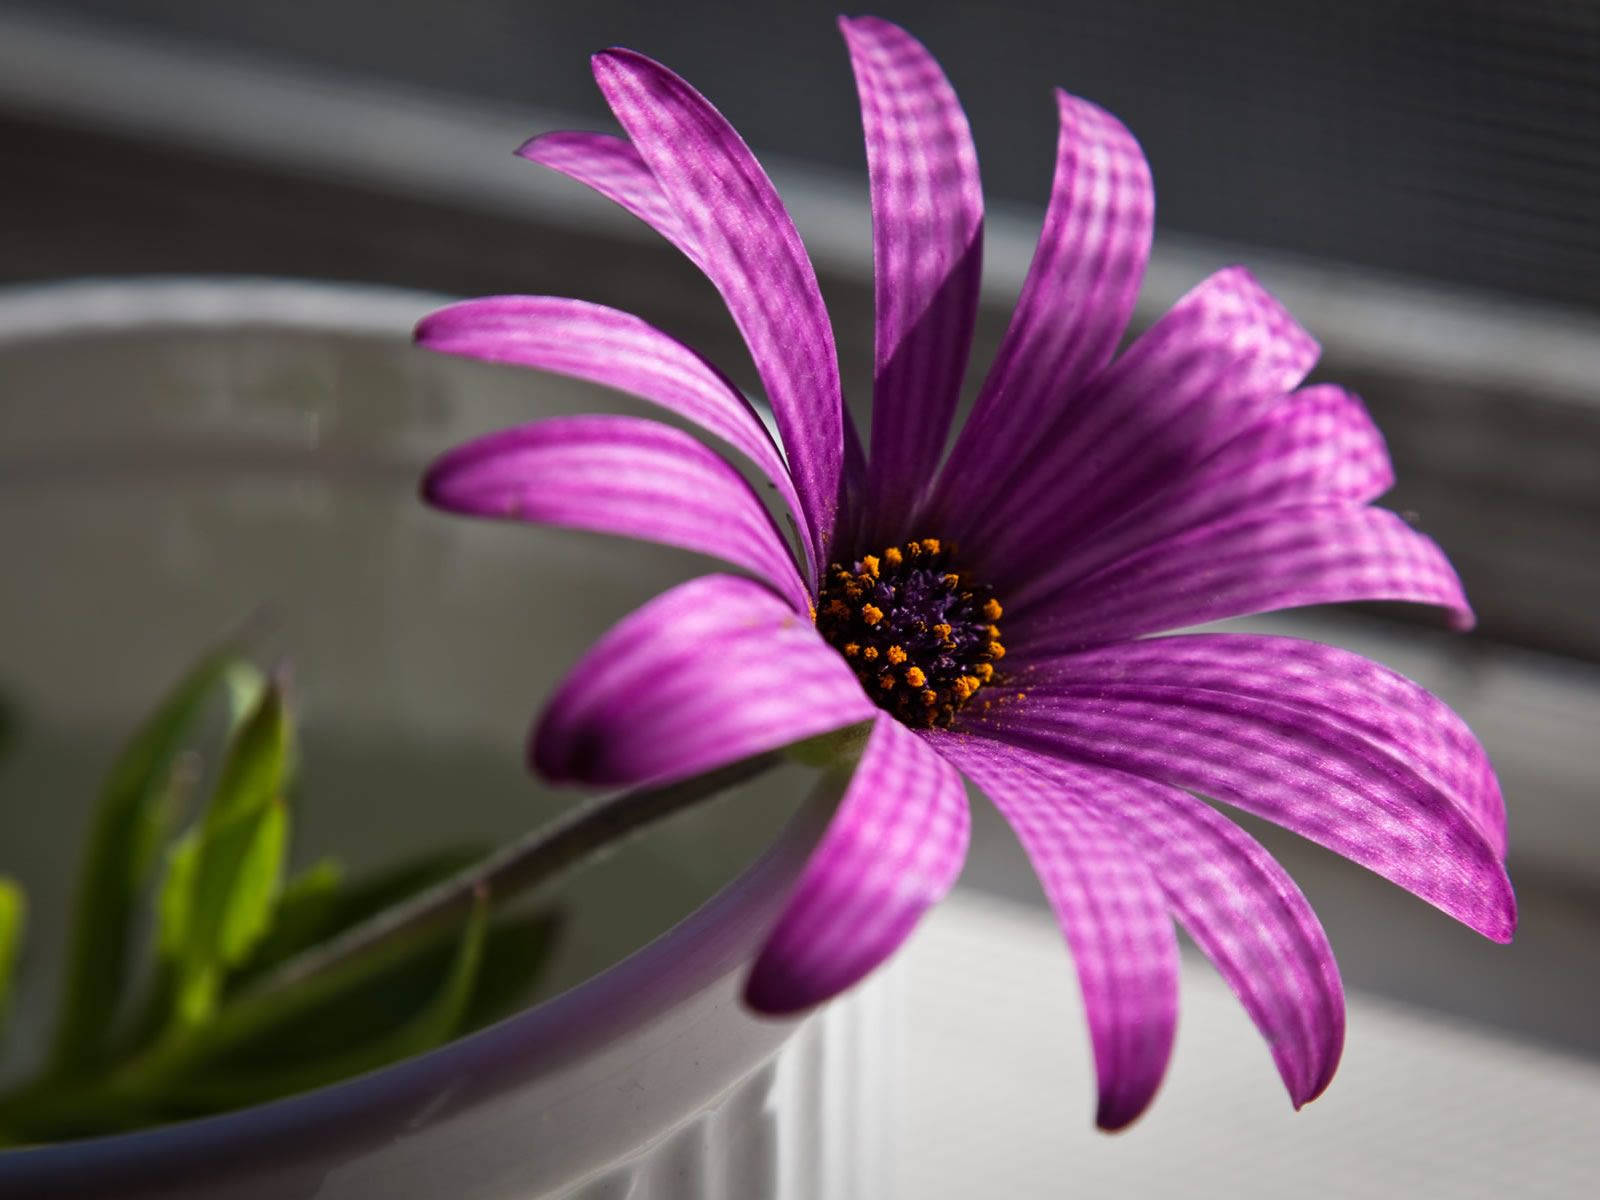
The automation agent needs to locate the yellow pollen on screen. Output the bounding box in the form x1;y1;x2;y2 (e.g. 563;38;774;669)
878;673;896;691
860;554;880;578
825;599;850;620
942;573;961;588
989;642;1007;660
982;598;1004;621
886;645;908;664
986;624;1002;640
861;604;884;626
807;603;817;624
883;546;903;567
860;646;879;662
933;622;953;639
843;642;861;658
904;666;928;688
921;688;938;706
920;538;942;555
953;675;981;700
975;662;995;682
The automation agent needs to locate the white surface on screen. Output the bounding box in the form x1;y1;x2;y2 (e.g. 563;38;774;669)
896;893;1600;1199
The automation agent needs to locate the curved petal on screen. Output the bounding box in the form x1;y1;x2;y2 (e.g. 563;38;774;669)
592;48;847;563
934;91;1152;525
979;743;1344;1109
416;295;816;583
746;713;969;1014
422;415;811;615
517;131;700;266
973;685;1516;943
1012;504;1474;652
960;267;1320;578
840;16;983;541
1030;634;1506;859
533;574;874;788
1015;384;1393;601
932;732;1178;1130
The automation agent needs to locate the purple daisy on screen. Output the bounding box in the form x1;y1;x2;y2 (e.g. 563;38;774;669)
418;16;1515;1129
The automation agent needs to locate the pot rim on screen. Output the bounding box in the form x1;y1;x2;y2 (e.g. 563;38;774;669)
0;275;810;1181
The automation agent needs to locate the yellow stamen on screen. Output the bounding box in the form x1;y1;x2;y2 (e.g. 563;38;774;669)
860;554;880;578
982;598;1004;621
878;673;896;691
920;538;942;555
921;688;938;706
861;645;879;662
989;641;1007;660
933;622;952;639
861;604;884;626
886;645;908;665
843;642;861;658
904;666;927;689
826;599;850;620
986;624;1002;641
883;546;903;567
975;662;994;682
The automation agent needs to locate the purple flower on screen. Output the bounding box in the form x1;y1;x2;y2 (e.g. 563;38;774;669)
418;17;1515;1129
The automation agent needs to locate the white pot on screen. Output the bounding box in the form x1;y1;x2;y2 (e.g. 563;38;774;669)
0;279;895;1199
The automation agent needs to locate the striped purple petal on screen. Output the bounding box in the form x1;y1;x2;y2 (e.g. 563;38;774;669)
1012;504;1473;654
958;267;1320;581
591;48;849;563
1015;383;1392;605
974;683;1516;942
422;415;811;615
746;713;969;1014
517;131;700;266
416;295;816;584
933;91;1152;527
1026;634;1507;859
840;16;983;544
934;732;1179;1131
971;741;1344;1109
533;574;874;788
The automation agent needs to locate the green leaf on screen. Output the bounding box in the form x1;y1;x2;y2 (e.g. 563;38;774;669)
0;878;26;1039
49;651;263;1077
157;890;494;1113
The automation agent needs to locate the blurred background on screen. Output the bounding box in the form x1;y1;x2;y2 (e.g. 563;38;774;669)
1;0;1597;1194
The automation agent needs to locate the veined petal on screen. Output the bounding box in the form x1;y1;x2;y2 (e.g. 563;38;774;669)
840;16;983;542
416;295;816;584
1012;504;1473;652
977;743;1344;1109
746;713;969;1014
533;574;874;787
1016;384;1393;601
592;48;848;563
422;415;811;615
1030;634;1506;859
975;686;1516;943
934;91;1152;525
964;267;1320;578
517;131;700;266
933;732;1178;1131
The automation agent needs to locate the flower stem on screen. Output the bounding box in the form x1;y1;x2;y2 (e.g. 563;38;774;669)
245;749;783;1001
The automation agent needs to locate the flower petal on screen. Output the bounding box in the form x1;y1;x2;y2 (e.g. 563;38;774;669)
932;732;1178;1130
960;267;1320;579
517;131;700;266
745;713;969;1014
533;574;874;788
934;91;1152;525
1012;504;1473;652
1031;634;1507;860
416;295;816;583
591;48;848;562
840;16;983;542
1015;384;1393;602
423;415;811;615
972;742;1345;1109
975;684;1516;943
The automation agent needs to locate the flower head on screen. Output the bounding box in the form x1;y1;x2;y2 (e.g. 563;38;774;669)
419;16;1514;1130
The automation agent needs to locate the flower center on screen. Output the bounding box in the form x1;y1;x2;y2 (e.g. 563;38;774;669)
815;538;1005;729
